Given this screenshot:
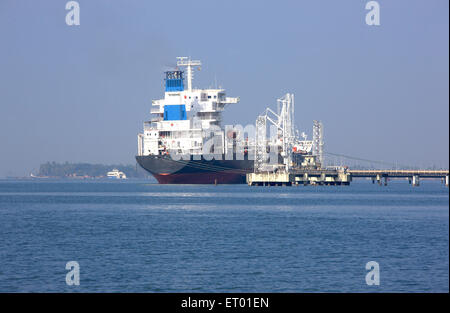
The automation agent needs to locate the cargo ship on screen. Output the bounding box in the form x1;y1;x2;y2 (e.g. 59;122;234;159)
136;57;254;184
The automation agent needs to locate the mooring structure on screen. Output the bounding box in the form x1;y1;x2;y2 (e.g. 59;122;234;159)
246;93;449;187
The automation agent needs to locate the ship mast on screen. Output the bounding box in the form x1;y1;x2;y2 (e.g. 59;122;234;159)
176;57;201;91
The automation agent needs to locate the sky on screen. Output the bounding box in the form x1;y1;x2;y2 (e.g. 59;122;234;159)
0;0;448;176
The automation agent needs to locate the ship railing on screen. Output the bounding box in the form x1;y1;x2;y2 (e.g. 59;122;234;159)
326;165;347;171
218;97;239;104
150;116;163;122
143;121;158;131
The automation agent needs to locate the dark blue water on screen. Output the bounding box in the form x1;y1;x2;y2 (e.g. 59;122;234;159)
0;179;448;292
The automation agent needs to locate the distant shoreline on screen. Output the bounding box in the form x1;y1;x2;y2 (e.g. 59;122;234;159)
2;176;151;180
31;161;150;179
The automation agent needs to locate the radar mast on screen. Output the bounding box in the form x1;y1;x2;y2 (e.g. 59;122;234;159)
176;57;201;92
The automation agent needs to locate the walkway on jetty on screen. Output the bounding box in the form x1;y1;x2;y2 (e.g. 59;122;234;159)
348;169;449;186
247;169;449;187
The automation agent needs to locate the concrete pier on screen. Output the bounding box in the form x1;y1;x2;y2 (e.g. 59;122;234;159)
246;172;292;186
247;168;351;186
247;169;449;187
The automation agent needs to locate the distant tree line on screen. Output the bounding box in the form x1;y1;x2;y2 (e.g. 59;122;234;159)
38;162;149;178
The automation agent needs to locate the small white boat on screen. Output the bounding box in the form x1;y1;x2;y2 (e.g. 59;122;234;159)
106;169;127;179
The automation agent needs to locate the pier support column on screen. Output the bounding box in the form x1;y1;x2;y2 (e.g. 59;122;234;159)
412;175;420;187
321;173;326;184
372;177;375;184
445;175;449;187
376;174;382;186
384;176;388;186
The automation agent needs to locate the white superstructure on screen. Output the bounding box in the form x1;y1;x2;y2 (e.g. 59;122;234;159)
137;57;239;157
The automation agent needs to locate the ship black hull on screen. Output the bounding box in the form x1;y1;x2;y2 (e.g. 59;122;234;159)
136;155;254;184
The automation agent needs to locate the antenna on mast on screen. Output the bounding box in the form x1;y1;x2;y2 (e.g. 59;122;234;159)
176;57;202;92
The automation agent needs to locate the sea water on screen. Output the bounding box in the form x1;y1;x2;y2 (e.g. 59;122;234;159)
0;179;448;292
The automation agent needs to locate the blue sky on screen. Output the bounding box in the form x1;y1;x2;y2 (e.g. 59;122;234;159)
0;0;448;176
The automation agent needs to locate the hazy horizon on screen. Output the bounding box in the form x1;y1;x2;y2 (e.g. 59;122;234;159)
0;0;448;177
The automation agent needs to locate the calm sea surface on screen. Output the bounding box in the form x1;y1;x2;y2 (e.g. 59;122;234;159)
0;179;448;292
